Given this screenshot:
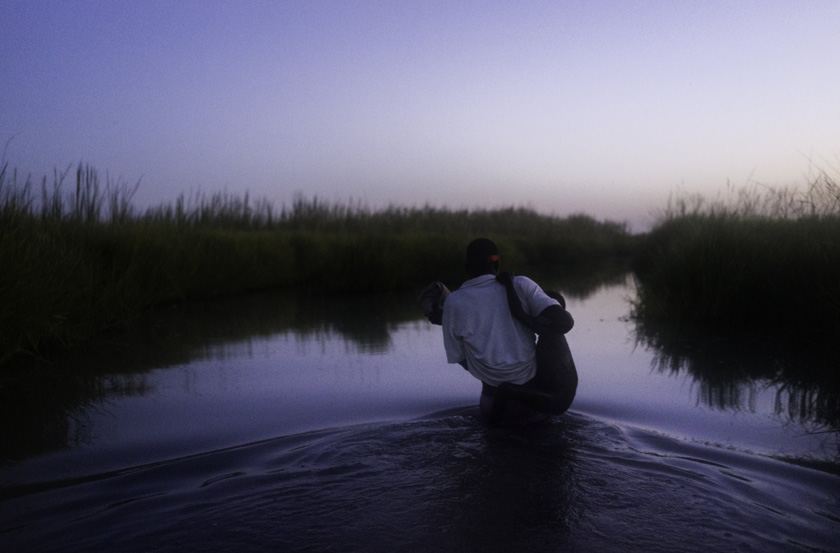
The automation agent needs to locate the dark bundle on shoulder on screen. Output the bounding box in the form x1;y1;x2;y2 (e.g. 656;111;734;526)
417;281;451;325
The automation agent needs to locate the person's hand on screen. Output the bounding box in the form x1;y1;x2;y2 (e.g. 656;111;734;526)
417;281;450;325
546;290;566;309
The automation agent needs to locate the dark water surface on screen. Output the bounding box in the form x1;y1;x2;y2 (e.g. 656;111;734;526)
1;278;838;552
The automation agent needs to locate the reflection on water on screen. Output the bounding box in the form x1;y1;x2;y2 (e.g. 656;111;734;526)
2;273;840;552
632;316;840;434
1;272;838;470
0;267;623;465
0;289;418;465
527;260;630;301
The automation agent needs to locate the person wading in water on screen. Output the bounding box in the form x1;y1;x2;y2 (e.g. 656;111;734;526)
418;238;578;424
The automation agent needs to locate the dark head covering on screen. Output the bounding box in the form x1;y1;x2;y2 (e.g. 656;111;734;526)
465;238;500;274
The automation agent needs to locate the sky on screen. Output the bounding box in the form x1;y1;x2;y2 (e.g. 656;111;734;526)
2;0;838;230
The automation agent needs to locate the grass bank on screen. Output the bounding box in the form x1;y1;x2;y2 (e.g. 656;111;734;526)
0;163;635;368
632;171;840;344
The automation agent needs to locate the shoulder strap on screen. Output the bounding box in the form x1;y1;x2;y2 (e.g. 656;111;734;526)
497;273;564;335
496;272;539;333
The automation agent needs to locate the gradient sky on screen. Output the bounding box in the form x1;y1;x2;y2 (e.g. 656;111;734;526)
2;0;838;230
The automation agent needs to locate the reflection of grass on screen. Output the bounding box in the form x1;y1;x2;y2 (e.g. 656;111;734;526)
635;322;840;433
531;259;630;300
0;289;423;465
1;163;634;368
632;169;840;343
631;170;840;433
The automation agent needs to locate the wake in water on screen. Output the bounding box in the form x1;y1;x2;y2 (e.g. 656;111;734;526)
1;411;837;553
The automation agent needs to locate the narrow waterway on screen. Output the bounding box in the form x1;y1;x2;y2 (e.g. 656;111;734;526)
1;277;837;552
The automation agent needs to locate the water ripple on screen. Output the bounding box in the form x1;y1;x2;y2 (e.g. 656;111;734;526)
1;413;838;553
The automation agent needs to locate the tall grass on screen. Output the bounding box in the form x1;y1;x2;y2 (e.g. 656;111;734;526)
632;169;840;344
1;163;634;368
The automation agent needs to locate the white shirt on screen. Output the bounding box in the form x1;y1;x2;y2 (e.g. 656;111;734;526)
442;274;559;386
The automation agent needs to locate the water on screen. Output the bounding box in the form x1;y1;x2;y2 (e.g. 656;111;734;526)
1;278;838;552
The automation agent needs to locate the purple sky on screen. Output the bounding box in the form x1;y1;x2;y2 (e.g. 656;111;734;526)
2;0;838;230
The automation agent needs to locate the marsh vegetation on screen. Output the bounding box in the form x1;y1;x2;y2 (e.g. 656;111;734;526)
630;170;840;432
2;166;839;553
0;163;633;367
632;170;840;341
2;161;839;374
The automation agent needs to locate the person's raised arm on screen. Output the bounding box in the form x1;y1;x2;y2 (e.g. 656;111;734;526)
531;304;574;335
497;272;573;335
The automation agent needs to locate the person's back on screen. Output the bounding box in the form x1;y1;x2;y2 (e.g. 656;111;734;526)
443;273;557;387
420;237;577;424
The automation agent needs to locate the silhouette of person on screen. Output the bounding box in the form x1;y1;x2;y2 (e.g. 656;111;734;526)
420;238;578;424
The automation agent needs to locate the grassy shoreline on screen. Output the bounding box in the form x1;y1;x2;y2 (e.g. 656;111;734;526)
4;162;839;370
1;163;635;368
632;171;840;344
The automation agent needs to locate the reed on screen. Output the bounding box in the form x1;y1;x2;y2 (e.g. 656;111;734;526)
632;169;840;343
1;162;634;368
